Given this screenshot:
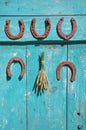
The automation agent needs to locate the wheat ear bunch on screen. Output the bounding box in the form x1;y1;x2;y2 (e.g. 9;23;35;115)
36;52;48;94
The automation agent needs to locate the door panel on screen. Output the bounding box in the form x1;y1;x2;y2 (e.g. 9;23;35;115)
68;43;86;130
27;44;67;130
0;46;26;130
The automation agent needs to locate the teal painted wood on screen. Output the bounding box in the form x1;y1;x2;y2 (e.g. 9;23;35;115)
0;46;27;130
68;43;86;130
26;44;67;130
0;16;86;42
0;0;86;130
0;0;86;15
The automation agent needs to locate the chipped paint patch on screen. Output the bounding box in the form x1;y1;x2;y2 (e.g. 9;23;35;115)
54;49;59;55
69;84;74;93
26;50;31;58
63;79;66;86
56;0;59;3
24;91;31;97
1;97;5;107
47;51;52;61
48;86;57;94
13;52;17;56
41;45;58;49
70;48;74;53
2;118;8;129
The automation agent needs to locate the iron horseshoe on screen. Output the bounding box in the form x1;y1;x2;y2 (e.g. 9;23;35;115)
4;20;25;40
56;17;77;40
6;57;25;79
56;61;76;82
30;18;51;39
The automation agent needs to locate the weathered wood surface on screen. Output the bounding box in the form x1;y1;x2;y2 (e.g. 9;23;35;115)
68;43;86;130
0;0;86;130
0;0;86;15
0;16;86;42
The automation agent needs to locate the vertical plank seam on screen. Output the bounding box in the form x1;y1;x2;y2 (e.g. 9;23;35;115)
26;46;28;130
66;43;69;130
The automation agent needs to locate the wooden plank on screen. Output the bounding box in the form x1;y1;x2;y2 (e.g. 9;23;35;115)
0;0;86;15
68;43;86;130
26;44;67;130
0;46;26;130
0;16;86;42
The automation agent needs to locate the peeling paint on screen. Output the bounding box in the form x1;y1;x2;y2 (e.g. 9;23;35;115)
70;48;74;53
26;50;31;58
2;118;8;129
63;79;66;86
69;84;74;93
41;45;58;49
48;86;57;93
55;0;60;3
13;52;17;57
1;97;5;107
54;49;59;55
47;51;52;61
24;92;31;97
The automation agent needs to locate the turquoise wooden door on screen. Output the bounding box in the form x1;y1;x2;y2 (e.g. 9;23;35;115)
0;0;86;130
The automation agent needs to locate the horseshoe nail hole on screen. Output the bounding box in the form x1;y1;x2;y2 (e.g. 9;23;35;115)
72;18;75;21
60;18;63;21
77;124;83;129
6;23;9;25
77;112;81;116
66;35;68;38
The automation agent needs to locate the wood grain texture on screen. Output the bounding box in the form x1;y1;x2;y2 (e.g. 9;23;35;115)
68;43;86;130
26;44;67;130
0;0;86;15
0;46;26;130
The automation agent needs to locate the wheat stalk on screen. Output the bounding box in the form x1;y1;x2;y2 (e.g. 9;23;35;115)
36;52;48;94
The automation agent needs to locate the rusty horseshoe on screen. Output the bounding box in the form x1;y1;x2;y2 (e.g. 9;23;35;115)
6;57;25;79
56;61;76;82
4;20;25;40
30;18;51;39
56;17;77;40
